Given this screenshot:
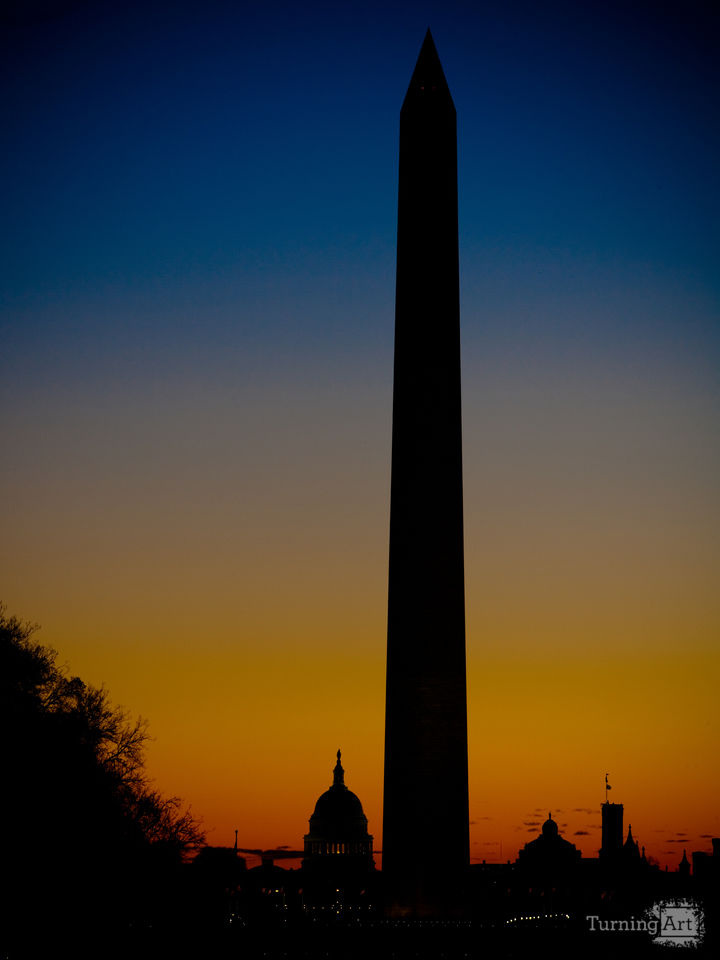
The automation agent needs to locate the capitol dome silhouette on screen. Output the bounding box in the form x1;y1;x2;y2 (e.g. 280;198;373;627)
303;751;374;864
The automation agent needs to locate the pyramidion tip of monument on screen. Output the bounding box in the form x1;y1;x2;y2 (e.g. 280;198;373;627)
403;28;454;111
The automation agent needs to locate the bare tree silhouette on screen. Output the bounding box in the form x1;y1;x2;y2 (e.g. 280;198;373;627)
1;603;204;948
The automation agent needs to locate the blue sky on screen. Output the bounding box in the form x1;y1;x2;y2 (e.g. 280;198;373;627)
4;1;717;355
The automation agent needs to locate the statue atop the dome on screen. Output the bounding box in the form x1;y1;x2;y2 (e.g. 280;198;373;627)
333;750;345;788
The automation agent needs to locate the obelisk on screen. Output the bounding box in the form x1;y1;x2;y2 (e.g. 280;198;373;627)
382;30;469;918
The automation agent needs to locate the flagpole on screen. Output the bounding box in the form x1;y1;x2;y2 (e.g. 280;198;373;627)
605;772;612;804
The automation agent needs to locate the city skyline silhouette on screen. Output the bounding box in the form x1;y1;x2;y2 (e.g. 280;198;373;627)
2;0;718;890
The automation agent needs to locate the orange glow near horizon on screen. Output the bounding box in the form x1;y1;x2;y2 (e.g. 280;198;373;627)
3;345;718;876
8;591;717;873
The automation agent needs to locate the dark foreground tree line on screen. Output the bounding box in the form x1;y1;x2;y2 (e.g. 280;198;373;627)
1;604;204;953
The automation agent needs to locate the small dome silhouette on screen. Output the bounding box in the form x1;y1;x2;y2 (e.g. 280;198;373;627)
517;809;581;871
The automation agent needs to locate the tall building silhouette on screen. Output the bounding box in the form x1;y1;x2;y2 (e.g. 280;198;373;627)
382;30;469;918
600;801;624;860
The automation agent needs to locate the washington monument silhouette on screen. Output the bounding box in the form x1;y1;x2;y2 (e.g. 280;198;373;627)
382;31;470;918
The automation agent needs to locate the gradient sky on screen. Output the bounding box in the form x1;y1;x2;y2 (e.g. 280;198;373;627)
2;0;718;870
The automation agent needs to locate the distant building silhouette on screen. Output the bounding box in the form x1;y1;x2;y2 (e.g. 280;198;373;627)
623;824;640;861
600;801;624;860
302;752;377;915
303;751;374;866
383;28;469;920
188;844;247;926
692;838;720;886
517;813;582;871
